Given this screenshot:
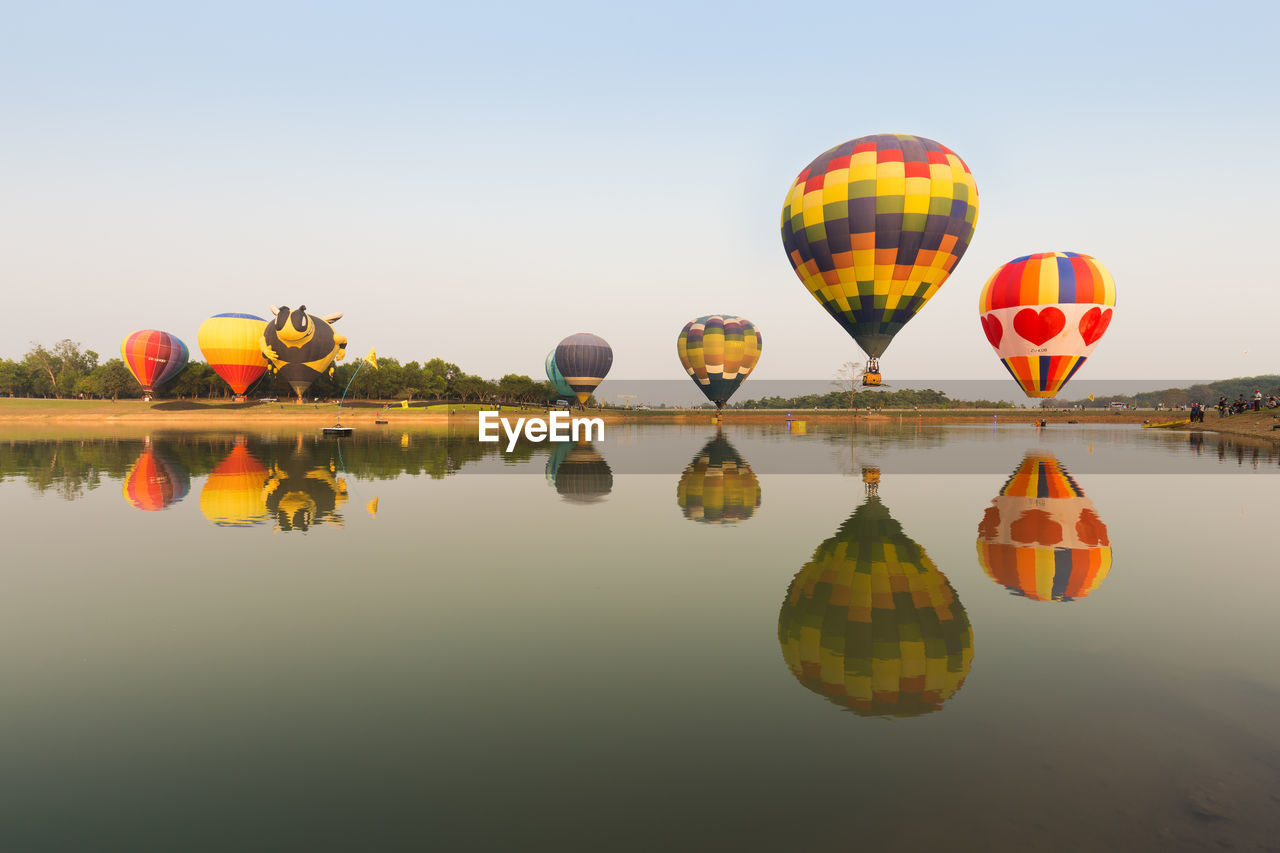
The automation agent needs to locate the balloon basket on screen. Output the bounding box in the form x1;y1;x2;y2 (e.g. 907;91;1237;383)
862;372;882;387
322;426;353;437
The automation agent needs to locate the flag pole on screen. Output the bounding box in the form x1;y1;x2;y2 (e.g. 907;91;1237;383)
336;350;378;427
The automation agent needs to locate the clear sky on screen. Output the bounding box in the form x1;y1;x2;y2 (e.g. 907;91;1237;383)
3;0;1277;385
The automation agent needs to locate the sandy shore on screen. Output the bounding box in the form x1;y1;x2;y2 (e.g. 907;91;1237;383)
1170;409;1280;443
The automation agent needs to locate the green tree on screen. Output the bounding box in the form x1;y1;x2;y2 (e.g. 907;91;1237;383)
0;359;31;396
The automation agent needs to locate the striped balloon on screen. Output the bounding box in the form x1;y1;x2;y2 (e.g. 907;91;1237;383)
781;134;979;368
675;434;760;523
676;315;762;409
121;330;188;396
551;443;613;503
122;446;190;511
200;443;270;527
978;252;1116;398
778;496;973;717
545;349;575;398
198;313;269;395
554;333;613;406
975;454;1111;602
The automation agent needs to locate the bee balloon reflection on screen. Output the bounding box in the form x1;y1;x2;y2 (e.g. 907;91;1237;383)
675;434;760;523
778;494;973;717
975;454;1111;602
260;439;348;531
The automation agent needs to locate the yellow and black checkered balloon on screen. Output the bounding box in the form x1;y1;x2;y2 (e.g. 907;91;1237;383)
781;134;979;360
778;496;974;717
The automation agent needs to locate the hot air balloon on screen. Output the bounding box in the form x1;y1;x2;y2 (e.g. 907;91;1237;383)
778;495;974;717
975;454;1111;602
977;252;1116;398
198;313;269;399
261;443;349;532
261;305;347;402
676;315;762;411
200;442;270;527
545;350;575;399
121;330;189;399
122;444;190;511
675;434;760;523
781;134;978;386
549;442;612;503
554;333;612;406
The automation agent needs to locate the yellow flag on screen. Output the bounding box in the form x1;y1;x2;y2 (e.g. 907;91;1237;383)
364;348;379;370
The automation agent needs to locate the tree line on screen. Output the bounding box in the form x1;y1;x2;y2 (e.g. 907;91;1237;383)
731;388;1017;409
0;340;574;405
1056;375;1280;409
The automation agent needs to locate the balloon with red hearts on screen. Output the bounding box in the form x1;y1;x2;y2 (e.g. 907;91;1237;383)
975;453;1112;602
977;252;1116;398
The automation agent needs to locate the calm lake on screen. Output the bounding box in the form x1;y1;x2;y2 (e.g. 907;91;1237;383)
2;423;1278;851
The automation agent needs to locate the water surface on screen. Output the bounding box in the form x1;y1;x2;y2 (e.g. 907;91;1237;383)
2;424;1277;850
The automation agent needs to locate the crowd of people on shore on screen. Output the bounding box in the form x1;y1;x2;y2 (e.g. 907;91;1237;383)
1185;391;1277;422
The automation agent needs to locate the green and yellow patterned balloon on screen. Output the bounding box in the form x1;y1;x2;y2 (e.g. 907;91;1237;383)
778;496;973;717
675;434;760;523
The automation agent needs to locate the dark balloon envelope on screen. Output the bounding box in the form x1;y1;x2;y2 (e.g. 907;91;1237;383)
779;495;974;717
676;315;762;410
554;333;612;406
780;133;978;377
675;434;760;523
975;454;1111;602
261;440;348;531
261;305;348;401
549;443;612;503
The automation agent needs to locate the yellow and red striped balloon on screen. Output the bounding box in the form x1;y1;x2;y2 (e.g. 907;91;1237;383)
978;252;1116;398
198;313;269;395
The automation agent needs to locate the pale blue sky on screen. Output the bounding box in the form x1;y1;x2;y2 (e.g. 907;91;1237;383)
3;0;1277;384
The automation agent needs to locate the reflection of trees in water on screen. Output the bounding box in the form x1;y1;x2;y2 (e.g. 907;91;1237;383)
676;434;759;523
0;436;219;501
0;429;559;503
778;495;973;718
817;420;952;475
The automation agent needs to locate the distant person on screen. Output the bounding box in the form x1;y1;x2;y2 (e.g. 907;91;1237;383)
1254;389;1263;411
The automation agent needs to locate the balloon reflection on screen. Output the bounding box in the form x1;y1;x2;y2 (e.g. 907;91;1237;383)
122;445;190;511
975;454;1111;602
779;493;974;717
547;442;612;503
675;434;760;523
262;443;349;531
200;442;270;527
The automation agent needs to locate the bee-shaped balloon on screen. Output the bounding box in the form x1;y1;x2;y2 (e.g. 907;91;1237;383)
260;305;347;400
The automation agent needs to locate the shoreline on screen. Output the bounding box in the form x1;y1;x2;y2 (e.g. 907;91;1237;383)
0;398;1187;428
